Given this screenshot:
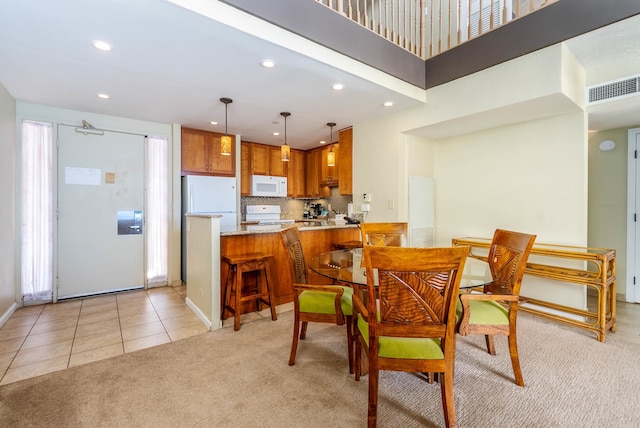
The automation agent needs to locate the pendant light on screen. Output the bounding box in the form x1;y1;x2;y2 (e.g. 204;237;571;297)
280;112;291;161
327;122;336;167
220;97;233;156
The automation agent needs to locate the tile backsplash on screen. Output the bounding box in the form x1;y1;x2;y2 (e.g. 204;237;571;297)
241;188;352;221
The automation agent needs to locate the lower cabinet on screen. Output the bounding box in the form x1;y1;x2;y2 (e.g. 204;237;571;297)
219;227;360;317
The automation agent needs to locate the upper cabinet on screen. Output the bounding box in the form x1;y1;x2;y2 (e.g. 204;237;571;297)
305;149;321;198
240;142;251;196
338;127;353;195
237;127;352;198
181;127;235;176
249;143;286;177
306;147;331;198
320;144;338;185
288;149;306;198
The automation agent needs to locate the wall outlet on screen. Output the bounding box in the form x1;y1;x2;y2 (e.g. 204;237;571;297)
363;193;372;202
388;199;395;209
361;203;371;212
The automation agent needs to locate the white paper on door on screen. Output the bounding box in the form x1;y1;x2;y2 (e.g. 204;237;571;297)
65;166;101;185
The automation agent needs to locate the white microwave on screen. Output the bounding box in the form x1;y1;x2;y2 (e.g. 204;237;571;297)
251;175;288;197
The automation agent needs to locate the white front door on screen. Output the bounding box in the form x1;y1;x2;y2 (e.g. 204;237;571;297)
56;125;145;299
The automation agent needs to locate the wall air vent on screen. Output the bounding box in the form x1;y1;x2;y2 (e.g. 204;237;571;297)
587;75;639;105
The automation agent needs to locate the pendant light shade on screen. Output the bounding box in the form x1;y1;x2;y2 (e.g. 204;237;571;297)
220;97;233;156
327;122;336;167
280;112;291;162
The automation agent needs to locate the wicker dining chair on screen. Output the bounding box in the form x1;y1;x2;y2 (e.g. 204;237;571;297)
280;227;354;372
456;229;536;387
353;245;470;428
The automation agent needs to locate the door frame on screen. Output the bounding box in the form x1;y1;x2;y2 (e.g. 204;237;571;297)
53;124;147;301
16;102;176;305
625;127;640;303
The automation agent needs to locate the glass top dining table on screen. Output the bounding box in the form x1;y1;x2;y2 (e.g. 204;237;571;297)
308;248;490;288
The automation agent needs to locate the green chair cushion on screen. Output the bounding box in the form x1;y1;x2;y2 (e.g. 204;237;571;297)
456;298;509;325
356;314;443;360
299;286;353;316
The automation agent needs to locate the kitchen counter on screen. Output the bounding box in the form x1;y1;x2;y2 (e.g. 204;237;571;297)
221;220;359;236
219;221;361;318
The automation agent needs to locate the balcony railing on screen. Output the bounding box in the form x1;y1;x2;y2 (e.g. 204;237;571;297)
316;0;558;59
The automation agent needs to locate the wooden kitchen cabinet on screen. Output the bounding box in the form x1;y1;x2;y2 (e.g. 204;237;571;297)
320;144;338;184
220;226;361;310
288;149;306;198
305;149;320;198
240;142;251;196
306;147;331;198
250;143;286;177
338;127;353;195
181;128;235;176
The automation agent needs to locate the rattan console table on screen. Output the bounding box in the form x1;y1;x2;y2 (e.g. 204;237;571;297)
452;237;616;342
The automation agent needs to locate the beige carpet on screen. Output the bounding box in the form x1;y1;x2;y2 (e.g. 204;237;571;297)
1;309;639;428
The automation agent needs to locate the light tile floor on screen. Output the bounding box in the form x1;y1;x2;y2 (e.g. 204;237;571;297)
0;285;208;385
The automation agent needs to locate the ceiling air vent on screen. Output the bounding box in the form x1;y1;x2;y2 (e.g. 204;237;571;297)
587;75;639;105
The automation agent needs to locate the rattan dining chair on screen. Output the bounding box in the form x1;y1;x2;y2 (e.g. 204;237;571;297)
455;229;536;387
360;222;408;247
353;245;470;428
280;227;354;372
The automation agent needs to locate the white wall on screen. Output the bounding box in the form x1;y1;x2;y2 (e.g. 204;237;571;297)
0;84;17;321
435;112;587;246
353;43;589;307
354;44;585;222
353;114;408;222
435;112;588;307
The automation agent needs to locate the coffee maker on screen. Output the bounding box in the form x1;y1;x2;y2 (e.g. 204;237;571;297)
309;203;323;218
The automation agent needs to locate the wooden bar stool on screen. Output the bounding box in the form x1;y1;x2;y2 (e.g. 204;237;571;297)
222;253;277;331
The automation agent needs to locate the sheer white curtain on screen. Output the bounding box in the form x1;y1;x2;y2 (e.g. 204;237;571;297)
146;136;168;285
21;120;53;302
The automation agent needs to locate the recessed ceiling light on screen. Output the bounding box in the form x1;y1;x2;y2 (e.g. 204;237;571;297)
332;83;344;91
273;132;280;136
97;93;109;99
92;40;112;51
320;140;327;145
261;60;276;68
383;101;394;107
210;121;218;126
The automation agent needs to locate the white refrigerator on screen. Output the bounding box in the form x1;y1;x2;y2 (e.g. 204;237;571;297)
182;175;238;231
181;175;238;281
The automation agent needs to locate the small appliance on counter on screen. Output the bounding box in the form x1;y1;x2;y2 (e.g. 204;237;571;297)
308;203;323;219
245;205;295;225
